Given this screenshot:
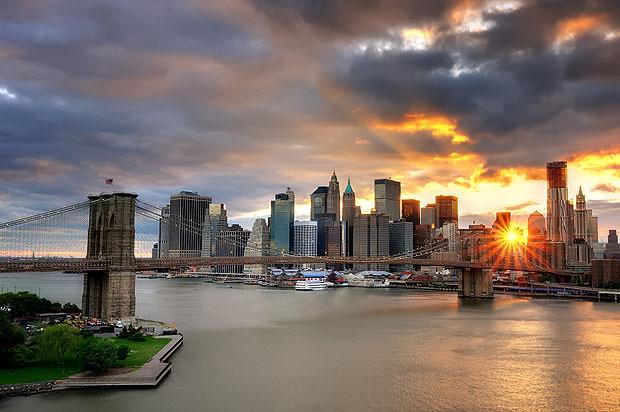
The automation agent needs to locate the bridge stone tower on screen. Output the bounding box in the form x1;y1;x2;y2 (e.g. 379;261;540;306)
459;267;493;298
82;192;138;321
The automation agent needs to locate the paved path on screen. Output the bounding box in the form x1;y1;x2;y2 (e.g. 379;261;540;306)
56;335;183;388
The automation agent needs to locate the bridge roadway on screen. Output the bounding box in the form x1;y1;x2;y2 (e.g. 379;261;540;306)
0;256;573;276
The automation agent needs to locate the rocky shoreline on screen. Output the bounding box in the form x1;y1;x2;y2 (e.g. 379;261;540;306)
0;381;56;400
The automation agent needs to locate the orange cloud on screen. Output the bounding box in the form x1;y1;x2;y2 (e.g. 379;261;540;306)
554;15;605;44
571;149;620;175
373;113;471;144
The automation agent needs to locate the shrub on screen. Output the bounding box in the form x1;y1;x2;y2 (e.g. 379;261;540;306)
0;311;26;367
9;344;39;367
78;329;94;339
116;344;130;361
79;339;119;374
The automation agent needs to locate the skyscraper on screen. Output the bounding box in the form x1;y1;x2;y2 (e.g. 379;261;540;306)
342;178;357;258
151;243;159;259
414;224;434;251
325;222;342;257
310;186;328;221
315;212;337;256
216;224;250;273
527;210;546;242
374;178;401;221
574;186;598;245
402;199;421;225
609;230;618;244
435;195;458;228
201;203;227;258
588;214;599;244
169;191;211;258
158;205;170;258
270;191;295;254
353;212;389;271
546;161;569;243
327;171;341;221
389;220;414;272
293;221;318;257
420;205;436;227
492;212;511;233
342;178;357;224
604;230;620;259
244;218;270;274
286;187;295;216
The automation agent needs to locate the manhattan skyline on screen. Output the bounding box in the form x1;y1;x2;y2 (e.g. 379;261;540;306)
1;1;619;237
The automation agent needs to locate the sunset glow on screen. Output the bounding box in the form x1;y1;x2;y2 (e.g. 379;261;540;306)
374;113;470;144
0;0;618;242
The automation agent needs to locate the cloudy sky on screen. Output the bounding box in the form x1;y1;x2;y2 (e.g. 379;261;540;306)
1;0;619;240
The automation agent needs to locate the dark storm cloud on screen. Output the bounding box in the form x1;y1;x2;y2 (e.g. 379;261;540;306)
480;0;620;55
0;1;266;59
251;0;469;37
324;4;620;170
0;0;619;227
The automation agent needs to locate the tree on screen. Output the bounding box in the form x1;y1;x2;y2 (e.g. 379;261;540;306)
80;339;119;374
0;291;80;319
62;302;81;314
37;324;79;365
0;311;26;367
116;344;130;361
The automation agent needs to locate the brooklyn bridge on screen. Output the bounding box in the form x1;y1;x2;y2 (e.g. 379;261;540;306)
0;192;577;321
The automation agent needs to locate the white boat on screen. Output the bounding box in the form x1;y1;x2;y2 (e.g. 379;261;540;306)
295;279;329;291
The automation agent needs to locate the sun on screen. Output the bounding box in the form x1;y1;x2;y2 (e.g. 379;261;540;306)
506;230;518;243
501;226;527;245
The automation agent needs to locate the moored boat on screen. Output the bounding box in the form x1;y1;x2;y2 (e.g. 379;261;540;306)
295;279;329;291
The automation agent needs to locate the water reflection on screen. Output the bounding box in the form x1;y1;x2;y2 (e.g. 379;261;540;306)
1;273;619;412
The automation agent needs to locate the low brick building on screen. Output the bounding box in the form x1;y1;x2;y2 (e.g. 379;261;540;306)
591;259;620;288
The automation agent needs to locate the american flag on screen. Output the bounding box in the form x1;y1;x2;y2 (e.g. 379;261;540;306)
105;178;113;185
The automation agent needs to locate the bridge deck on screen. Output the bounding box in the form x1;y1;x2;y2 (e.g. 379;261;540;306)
0;257;575;276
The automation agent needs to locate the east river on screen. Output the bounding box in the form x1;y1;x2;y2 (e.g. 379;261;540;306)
1;273;620;412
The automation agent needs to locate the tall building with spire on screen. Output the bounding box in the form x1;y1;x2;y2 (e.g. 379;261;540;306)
326;171;340;221
342;178;357;224
574;186;588;241
341;178;357;258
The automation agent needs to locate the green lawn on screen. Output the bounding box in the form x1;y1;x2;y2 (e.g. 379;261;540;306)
0;336;172;385
0;364;81;385
108;336;171;368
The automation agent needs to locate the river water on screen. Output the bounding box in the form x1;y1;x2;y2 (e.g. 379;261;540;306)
1;273;619;412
